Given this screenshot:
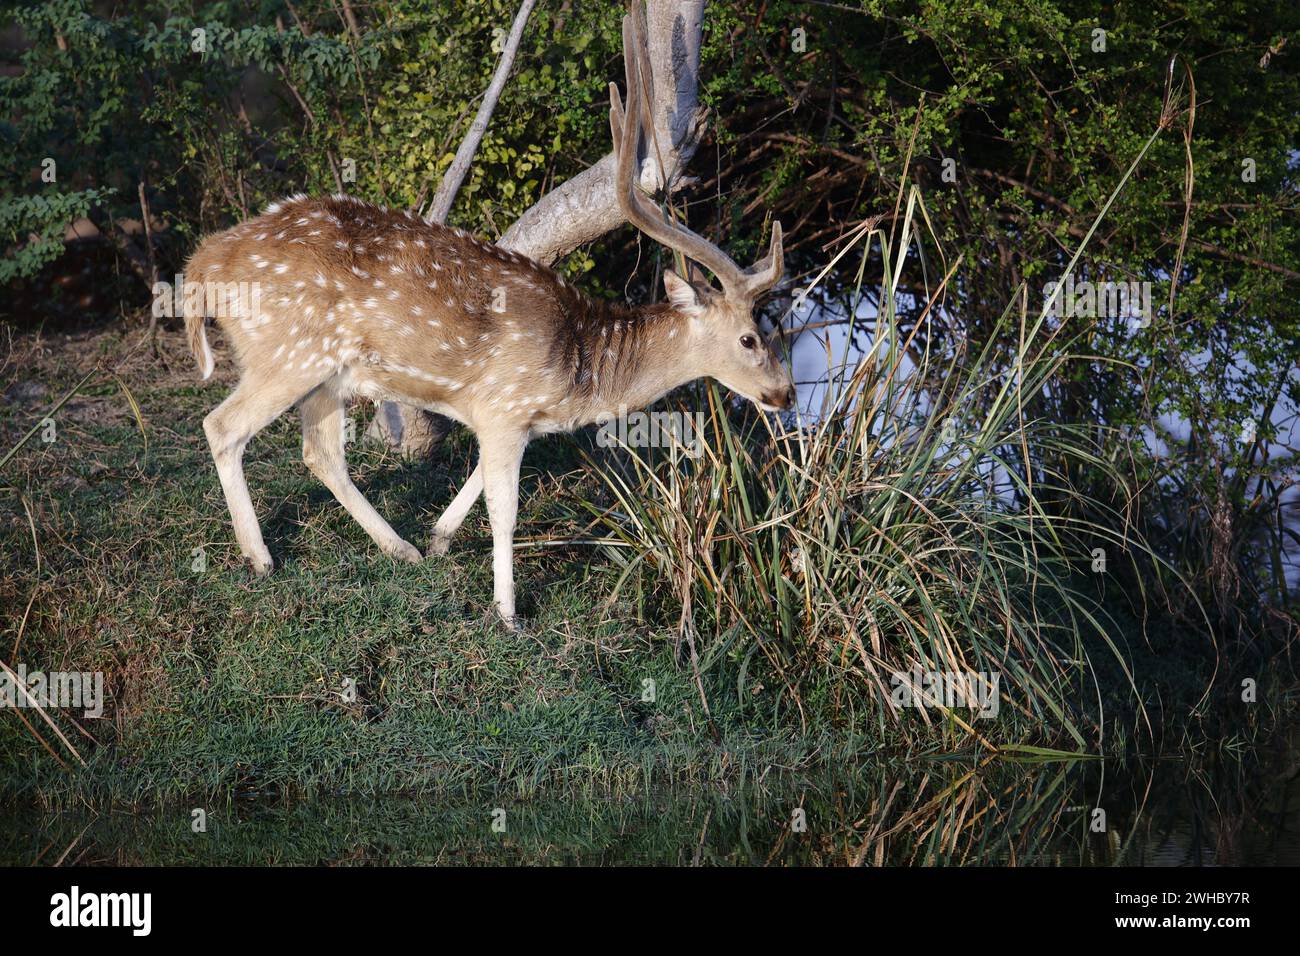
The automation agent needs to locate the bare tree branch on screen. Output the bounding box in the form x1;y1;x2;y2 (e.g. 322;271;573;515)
423;0;539;224
87;207;153;287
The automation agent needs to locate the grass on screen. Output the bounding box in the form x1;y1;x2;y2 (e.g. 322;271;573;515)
0;307;1270;812
565;115;1299;758
0;324;898;808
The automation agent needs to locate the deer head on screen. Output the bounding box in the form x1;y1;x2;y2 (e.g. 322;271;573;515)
610;8;795;413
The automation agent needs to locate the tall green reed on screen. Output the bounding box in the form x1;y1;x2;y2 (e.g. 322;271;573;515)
579;177;1190;749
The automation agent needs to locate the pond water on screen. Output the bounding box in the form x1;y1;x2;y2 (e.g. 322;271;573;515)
5;746;1298;866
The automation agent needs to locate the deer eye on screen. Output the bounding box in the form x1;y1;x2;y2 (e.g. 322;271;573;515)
740;334;757;350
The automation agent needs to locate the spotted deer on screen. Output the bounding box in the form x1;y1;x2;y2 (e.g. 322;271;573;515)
183;9;793;627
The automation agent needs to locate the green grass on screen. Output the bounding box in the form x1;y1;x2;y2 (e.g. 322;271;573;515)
0;328;896;808
576;186;1193;751
0;321;1290;811
0;322;1265;814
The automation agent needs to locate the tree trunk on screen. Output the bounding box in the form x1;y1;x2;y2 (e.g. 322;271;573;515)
365;399;453;455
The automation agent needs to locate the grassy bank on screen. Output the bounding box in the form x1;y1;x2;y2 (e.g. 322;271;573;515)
2;324;900;808
1;319;1288;811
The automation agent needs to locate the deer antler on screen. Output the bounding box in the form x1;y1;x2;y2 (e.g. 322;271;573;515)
610;3;783;301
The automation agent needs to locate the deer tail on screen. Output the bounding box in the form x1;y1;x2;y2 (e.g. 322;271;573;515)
182;247;216;381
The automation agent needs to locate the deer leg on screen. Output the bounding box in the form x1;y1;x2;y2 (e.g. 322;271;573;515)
479;433;528;627
428;461;482;555
300;386;421;563
204;373;318;575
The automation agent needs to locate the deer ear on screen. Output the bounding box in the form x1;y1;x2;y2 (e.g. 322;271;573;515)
664;269;702;312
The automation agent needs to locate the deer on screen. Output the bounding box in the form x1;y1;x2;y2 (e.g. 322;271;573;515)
181;9;793;628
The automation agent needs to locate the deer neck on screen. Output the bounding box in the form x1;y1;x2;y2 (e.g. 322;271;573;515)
577;298;698;422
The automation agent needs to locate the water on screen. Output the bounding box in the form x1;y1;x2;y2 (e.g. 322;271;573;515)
5;749;1297;866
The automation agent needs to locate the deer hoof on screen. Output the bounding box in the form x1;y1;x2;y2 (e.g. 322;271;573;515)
387;539;423;564
495;611;527;634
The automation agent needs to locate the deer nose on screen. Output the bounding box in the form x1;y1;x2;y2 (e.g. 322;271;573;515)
763;386;796;410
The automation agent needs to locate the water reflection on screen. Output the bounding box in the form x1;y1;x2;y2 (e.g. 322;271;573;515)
5;750;1297;865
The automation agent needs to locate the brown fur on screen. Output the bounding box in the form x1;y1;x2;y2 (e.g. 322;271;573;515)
184;193;685;434
185;191;792;625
